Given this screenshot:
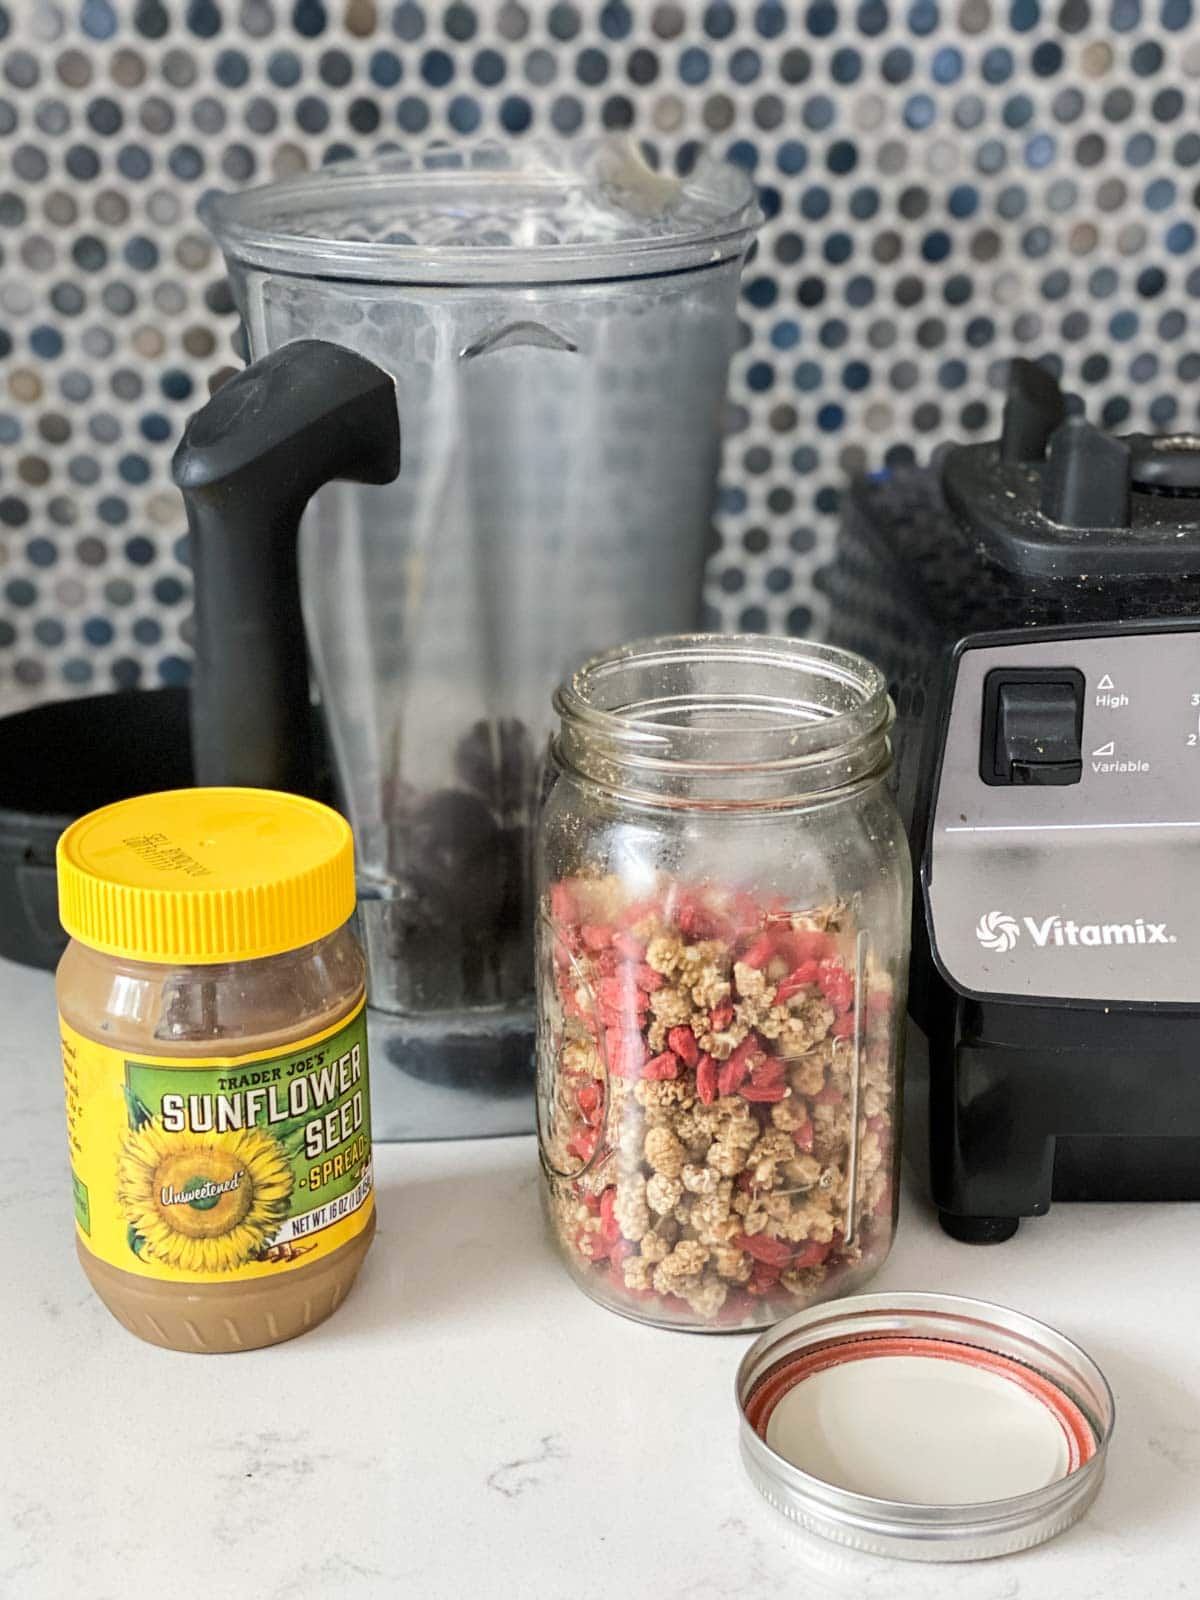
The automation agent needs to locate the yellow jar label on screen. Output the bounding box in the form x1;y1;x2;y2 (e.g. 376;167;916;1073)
60;1000;374;1284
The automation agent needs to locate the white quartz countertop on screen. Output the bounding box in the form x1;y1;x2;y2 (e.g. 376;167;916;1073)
4;961;1200;1600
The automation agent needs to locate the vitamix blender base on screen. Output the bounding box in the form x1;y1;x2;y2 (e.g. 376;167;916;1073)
822;359;1200;1239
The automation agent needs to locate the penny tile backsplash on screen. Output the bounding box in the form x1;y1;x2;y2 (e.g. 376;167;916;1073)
1;0;1198;707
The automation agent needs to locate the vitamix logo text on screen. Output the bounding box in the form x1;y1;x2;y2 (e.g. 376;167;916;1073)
975;911;1178;951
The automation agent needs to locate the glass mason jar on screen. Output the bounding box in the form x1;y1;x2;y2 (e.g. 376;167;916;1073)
536;636;910;1332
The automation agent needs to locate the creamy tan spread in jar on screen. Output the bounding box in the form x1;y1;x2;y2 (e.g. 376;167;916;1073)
56;787;375;1353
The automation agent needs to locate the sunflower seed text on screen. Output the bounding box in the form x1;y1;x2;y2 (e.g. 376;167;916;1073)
159;1042;364;1155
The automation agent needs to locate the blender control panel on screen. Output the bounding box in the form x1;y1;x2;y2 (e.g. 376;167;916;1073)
927;626;1200;1004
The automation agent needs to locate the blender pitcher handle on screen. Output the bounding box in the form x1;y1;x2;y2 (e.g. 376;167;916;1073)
172;339;400;798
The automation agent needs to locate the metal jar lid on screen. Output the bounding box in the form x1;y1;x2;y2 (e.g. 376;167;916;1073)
736;1291;1115;1562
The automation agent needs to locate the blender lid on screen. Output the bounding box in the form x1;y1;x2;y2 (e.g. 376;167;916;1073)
736;1292;1114;1562
200;138;762;285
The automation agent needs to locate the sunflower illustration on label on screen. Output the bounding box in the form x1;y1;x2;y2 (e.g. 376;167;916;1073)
61;1001;373;1285
118;1122;295;1274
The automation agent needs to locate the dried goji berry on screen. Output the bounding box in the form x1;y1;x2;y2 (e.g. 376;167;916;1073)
719;1033;765;1097
612;931;645;963
604;1028;645;1079
676;898;722;940
734;1032;766;1068
620;896;659;934
813;1085;843;1106
598;972;643;1010
818;956;855;1014
775;959;822;1002
791;930;834;962
740;1058;788;1102
667;1026;700;1068
741;1079;788;1103
576;1083;603;1124
642;1051;680;1081
567;1127;599;1165
749;927;828;972
731;891;766;927
739;932;776;969
695;1054;718;1105
735;1232;797;1266
866;1113;888;1136
599;1187;621;1245
746;1262;783;1295
752;1058;786;1087
789;1240;829;1270
710;999;734;1032
718;1056;750;1097
549;881;579;929
830;1012;857;1039
791;1118;815;1151
597;975;647;1029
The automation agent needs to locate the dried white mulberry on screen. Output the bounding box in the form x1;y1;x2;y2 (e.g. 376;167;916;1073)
645;933;685;976
647;985;693;1029
623;1255;654;1292
680;1162;722;1196
613;1175;650;1242
658;1239;710;1278
646;1173;683;1215
644;1125;686;1179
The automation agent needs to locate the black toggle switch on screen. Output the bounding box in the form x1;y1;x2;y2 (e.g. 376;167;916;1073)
980;668;1085;786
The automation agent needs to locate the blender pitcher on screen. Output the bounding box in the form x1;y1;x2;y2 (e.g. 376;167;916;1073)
194;140;760;1140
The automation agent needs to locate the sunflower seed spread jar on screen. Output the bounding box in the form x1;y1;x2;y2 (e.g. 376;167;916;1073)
55;787;374;1353
537;636;910;1332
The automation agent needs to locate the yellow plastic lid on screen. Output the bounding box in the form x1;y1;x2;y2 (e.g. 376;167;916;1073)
56;787;356;965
